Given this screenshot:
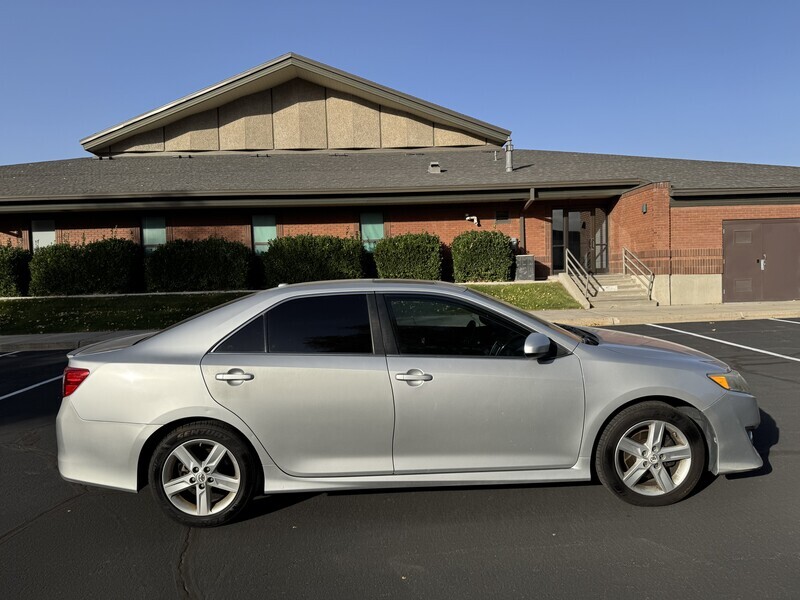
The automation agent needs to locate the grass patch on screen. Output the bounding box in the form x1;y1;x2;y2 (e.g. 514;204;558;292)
467;283;581;310
0;282;580;335
0;293;248;335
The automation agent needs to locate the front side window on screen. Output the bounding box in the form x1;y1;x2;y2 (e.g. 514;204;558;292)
252;215;277;254
31;219;55;251
267;294;372;354
385;295;528;357
360;212;384;252
142;216;166;254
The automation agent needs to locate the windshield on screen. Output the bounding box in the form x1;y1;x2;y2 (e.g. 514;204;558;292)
464;288;582;343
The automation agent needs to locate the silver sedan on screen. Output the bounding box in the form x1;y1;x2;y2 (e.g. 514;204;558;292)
56;280;762;526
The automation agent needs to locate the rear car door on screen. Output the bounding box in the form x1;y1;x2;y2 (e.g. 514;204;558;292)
201;293;395;477
380;293;585;474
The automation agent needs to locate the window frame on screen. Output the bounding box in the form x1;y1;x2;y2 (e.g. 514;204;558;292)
377;292;532;359
31;219;56;252
141;215;167;254
252;214;277;254
359;211;384;252
211;292;383;356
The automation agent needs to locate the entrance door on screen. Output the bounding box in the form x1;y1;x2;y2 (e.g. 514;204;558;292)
552;207;608;273
723;219;800;302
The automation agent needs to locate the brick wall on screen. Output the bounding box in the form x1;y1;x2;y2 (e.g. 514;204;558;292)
56;214;140;245
609;182;671;274
168;212;250;245
670;204;800;274
386;204;521;245
0;219;29;249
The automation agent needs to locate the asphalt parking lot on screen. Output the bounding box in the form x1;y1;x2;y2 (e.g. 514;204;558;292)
1;318;798;599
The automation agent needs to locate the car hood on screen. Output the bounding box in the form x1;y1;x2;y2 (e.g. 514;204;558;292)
586;327;729;370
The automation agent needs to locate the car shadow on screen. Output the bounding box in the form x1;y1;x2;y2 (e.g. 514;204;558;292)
726;408;778;480
236;492;319;523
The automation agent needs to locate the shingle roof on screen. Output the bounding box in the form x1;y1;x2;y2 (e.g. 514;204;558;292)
2;149;800;200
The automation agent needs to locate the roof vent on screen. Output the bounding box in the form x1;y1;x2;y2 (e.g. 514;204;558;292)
428;161;442;174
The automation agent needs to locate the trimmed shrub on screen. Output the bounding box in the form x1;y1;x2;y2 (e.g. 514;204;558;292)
145;238;252;292
29;239;143;296
374;233;442;280
83;238;142;294
451;230;514;282
261;235;363;287
29;244;84;296
0;246;31;297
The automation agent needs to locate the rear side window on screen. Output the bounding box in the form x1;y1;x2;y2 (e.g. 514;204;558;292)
267;294;372;354
215;315;266;353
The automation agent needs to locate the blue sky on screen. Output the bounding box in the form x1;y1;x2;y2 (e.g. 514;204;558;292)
1;0;798;166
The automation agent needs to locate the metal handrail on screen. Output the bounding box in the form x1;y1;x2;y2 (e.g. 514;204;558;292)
565;248;598;302
622;247;654;300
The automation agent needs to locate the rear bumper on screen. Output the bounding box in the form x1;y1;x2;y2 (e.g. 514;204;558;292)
56;397;158;492
702;392;763;475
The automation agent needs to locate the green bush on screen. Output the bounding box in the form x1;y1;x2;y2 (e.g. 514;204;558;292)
0;246;31;297
451;230;514;282
29;244;84;296
374;233;442;280
145;238;252;292
83;238;142;294
261;235;363;287
29;239;143;296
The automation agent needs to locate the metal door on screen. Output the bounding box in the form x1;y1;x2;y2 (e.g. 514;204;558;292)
552;207;608;273
724;219;800;302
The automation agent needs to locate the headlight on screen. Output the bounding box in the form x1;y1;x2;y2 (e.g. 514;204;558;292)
707;370;751;394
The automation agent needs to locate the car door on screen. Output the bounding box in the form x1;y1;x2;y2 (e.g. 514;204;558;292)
201;293;395;477
380;293;585;474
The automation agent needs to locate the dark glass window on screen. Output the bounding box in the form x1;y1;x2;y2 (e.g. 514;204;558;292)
385;295;528;357
268;295;372;354
495;210;510;224
215;315;266;353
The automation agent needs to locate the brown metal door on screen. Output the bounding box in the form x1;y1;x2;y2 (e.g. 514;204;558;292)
723;221;763;302
762;220;800;301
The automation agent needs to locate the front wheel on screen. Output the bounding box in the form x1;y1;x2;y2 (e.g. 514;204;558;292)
595;402;706;506
149;421;256;527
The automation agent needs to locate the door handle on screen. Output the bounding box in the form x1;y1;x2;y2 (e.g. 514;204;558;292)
395;369;433;386
215;369;255;386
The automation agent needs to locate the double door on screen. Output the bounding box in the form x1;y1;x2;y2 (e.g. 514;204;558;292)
552;207;608;273
723;219;800;302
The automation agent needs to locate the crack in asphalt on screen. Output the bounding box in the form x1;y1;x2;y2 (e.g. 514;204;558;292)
0;491;87;547
176;526;196;599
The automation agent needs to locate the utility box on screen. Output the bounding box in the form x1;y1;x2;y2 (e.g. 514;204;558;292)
515;254;536;281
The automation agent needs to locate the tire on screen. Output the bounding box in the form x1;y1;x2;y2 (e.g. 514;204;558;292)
149;421;256;527
595;401;706;507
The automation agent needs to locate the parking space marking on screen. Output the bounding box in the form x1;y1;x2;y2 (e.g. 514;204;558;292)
0;375;62;402
645;323;800;363
769;317;800;325
0;351;19;358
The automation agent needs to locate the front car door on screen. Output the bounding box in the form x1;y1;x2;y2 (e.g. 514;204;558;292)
201;293;395;477
380;293;585;474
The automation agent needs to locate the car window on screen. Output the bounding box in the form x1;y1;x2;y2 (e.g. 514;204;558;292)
267;294;373;354
385;295;529;357
214;315;266;353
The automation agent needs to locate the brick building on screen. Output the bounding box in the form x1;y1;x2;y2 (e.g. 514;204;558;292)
1;53;799;304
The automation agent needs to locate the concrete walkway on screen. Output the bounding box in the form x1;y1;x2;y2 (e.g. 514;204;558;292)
1;301;798;352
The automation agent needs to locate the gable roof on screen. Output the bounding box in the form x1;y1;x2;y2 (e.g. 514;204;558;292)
80;53;511;153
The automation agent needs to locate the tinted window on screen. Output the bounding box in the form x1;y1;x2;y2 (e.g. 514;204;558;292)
268;295;372;354
386;295;528;357
215;315;266;353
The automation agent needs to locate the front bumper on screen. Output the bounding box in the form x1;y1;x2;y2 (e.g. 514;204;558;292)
56;397;158;492
701;391;762;475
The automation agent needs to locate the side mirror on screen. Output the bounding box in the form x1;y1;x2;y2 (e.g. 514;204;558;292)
524;332;551;358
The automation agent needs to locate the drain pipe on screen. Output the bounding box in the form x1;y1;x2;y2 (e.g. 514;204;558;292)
505;136;513;172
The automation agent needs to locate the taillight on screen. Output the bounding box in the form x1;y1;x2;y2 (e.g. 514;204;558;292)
63;367;90;397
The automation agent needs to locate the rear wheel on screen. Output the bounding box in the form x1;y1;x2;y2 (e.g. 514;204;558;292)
595;402;706;506
149;422;256;527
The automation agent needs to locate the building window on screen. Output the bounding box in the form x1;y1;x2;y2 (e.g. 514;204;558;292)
252;215;277;254
31;220;55;251
495;210;510;224
360;212;384;252
142;216;166;254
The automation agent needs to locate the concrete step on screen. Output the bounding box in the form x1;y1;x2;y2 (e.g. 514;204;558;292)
593;292;651;300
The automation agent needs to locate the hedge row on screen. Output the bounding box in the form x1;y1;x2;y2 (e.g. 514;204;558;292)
29;239;142;296
1;230;516;296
